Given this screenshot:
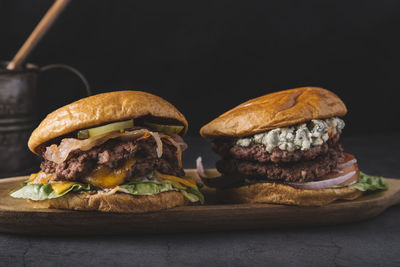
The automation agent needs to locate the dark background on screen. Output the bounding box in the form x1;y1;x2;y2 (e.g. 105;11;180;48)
1;4;400;263
1;0;399;136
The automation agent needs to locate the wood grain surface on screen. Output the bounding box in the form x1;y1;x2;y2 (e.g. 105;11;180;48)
0;169;398;235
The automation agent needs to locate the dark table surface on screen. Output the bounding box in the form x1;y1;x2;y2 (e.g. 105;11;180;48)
1;133;399;267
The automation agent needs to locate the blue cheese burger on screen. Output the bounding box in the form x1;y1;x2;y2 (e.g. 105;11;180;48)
198;87;387;206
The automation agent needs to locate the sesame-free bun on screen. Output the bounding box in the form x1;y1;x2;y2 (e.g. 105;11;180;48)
217;182;362;206
29;191;187;213
200;87;347;138
28;91;188;154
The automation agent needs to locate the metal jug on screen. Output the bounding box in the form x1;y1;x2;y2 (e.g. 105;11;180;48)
0;61;90;177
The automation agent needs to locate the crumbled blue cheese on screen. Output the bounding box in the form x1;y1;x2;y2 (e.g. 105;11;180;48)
294;124;311;151
326;117;345;135
235;117;345;152
236;138;252;147
310;119;329;146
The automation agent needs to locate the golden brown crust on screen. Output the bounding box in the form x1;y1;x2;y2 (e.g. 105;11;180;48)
200;87;347;138
29;191;187;213
217;182;362;206
28;91;188;154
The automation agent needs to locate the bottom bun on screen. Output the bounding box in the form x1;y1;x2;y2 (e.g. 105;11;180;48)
217;182;362;206
29;191;187;213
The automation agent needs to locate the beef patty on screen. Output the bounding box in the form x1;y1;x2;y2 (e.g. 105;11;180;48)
216;146;344;183
212;133;341;164
41;137;184;182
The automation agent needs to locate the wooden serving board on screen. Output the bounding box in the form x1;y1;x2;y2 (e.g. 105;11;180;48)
0;170;399;235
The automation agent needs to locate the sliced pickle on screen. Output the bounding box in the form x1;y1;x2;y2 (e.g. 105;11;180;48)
77;130;90;139
144;122;184;135
77;119;134;139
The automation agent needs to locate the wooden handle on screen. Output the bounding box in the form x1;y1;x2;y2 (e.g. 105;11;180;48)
7;0;71;70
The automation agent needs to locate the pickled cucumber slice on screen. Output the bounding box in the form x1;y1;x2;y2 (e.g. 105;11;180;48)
77;119;134;139
77;130;89;139
143;122;184;135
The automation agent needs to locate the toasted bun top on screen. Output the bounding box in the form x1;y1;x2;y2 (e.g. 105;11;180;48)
28;91;188;154
200;87;347;138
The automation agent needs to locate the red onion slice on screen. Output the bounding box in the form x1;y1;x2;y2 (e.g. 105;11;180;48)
338;158;357;169
196;156;221;179
346;180;358;186
287;153;360;189
196;157;205;177
287;170;357;189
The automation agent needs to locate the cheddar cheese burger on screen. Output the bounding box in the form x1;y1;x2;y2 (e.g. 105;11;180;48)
11;91;203;212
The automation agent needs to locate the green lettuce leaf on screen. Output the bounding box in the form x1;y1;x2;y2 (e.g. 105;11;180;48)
121;172;204;203
180;191;200;202
185;186;204;204
10;171;205;204
352;172;388;192
10;183;96;201
120;181;204;204
243;178;274;185
243;172;388;193
119;182;176;195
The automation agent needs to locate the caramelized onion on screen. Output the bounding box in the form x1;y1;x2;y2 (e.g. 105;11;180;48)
44;129;149;164
149;131;163;158
169;134;188;152
97;186;126;195
115;187;130;194
163;135;183;167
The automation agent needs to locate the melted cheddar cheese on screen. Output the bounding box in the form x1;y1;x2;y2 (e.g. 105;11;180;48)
82;158;136;188
51;182;76;194
28;157;196;195
29;171;53;184
155;171;197;189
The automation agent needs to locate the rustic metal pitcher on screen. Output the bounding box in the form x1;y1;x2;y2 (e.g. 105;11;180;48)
0;61;90;177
